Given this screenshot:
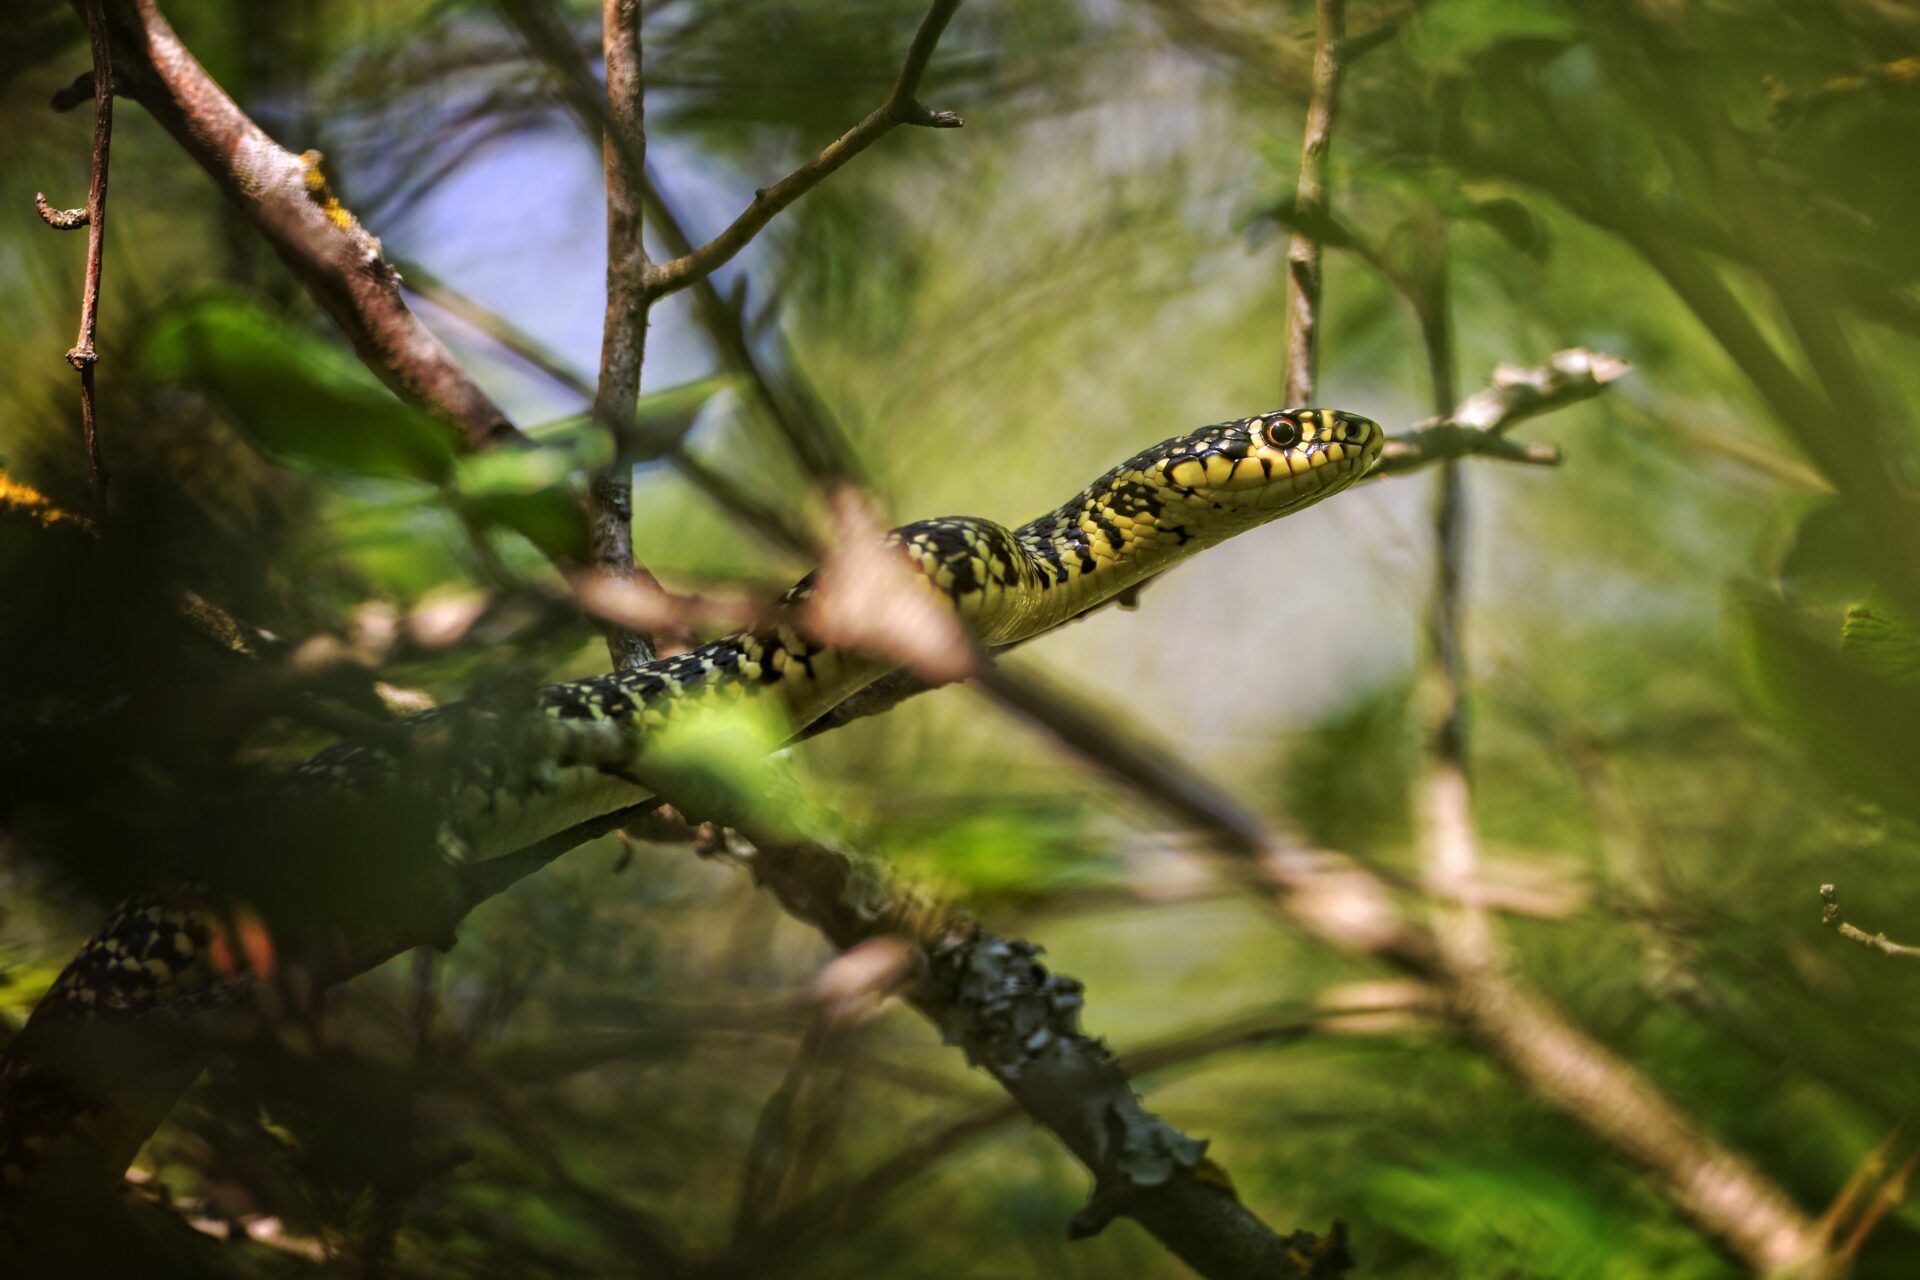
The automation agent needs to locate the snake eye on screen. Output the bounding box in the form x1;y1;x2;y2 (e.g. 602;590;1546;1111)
1263;417;1301;449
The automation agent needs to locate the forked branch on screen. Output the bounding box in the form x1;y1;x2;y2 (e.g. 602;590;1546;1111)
1373;348;1630;477
642;0;966;301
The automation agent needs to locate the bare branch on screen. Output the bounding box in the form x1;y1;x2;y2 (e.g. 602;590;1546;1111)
589;0;656;670
1281;0;1344;405
1372;348;1630;478
33;192;89;230
642;0;967;301
44;0;115;511
1821;884;1920;960
502;0;851;533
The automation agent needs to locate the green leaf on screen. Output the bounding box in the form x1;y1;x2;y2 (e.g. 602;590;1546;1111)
141;294;459;483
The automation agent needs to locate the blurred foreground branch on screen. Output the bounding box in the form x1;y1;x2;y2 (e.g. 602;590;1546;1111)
969;643;1823;1270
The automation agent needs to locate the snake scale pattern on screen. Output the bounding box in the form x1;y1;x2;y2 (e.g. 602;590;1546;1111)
0;407;1382;1191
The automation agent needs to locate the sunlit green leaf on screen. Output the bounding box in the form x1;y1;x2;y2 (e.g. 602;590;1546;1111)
141;294;460;482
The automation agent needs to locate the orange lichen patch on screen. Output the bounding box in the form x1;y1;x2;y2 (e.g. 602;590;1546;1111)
299;149;358;233
0;471;94;534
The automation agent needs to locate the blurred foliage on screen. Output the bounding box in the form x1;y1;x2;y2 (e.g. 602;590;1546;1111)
7;0;1920;1275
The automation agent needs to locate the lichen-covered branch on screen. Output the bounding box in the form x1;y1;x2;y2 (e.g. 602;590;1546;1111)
669;815;1352;1280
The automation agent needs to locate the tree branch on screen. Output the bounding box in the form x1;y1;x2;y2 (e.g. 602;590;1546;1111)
1371;348;1629;478
742;1000;1408;1270
963;644;1825;1273
1281;0;1344;405
82;0;524;453
687;816;1353;1279
641;0;967;302
39;0;115;512
501;0;853;532
589;0;656;670
1820;884;1920;960
395;253;817;555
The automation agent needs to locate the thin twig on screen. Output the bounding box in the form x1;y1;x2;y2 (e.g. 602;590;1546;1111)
589;0;656;671
1281;0;1344;405
642;0;968;301
732;1018;833;1247
501;0;853;528
1820;885;1920;960
1370;348;1629;478
643;169;861;491
396;250;816;554
33;191;89;230
47;0;116;511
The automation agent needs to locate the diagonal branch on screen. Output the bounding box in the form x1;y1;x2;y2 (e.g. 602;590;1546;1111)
965;608;1823;1271
673;811;1353;1279
641;0;967;302
80;0;524;454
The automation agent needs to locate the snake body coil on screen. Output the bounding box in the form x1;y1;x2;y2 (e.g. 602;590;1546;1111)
0;407;1381;1188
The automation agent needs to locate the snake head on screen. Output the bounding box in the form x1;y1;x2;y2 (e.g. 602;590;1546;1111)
1157;408;1382;513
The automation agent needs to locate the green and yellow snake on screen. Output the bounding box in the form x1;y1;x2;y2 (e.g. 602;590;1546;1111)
0;407;1381;1191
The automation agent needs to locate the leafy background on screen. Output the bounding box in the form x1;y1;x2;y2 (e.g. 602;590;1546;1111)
5;0;1920;1275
